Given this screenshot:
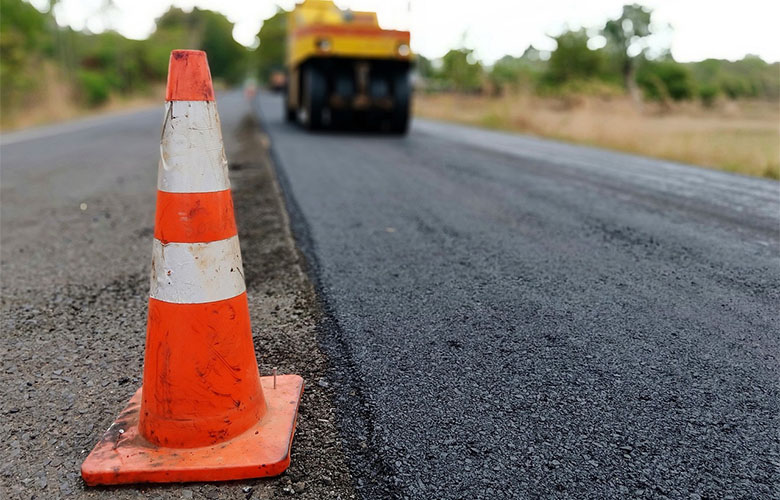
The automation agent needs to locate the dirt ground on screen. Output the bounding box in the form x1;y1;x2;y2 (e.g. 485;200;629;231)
414;92;780;179
0;113;356;499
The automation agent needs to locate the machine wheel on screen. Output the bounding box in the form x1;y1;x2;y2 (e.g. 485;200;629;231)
333;71;356;128
389;70;411;134
302;64;327;130
283;86;296;122
285;105;296;123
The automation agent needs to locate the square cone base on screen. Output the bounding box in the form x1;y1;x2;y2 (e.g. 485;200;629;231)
81;375;304;486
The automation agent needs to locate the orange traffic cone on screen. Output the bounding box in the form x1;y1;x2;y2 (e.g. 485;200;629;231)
81;50;304;486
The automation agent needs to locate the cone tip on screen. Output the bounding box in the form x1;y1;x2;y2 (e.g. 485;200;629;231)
166;50;215;102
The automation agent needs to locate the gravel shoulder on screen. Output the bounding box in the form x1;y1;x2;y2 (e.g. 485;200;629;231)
0;96;356;499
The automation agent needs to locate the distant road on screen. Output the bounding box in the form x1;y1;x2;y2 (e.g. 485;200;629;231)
257;91;780;499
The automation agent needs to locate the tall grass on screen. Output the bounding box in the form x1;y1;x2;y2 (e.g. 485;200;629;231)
0;63;162;131
414;93;780;179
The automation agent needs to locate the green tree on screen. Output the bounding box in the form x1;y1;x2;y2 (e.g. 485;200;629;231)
697;83;719;107
636;59;695;102
199;9;247;84
150;7;247;85
415;54;435;80
0;0;51;107
688;55;779;101
544;29;605;86
489;56;524;92
253;9;287;83
0;1;254;121
145;10;190;79
488;49;543;94
77;32;151;93
439;48;483;92
602;4;653;99
729;55;778;98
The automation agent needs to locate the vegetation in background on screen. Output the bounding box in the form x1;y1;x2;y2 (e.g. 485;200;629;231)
1;0;777;178
444;48;485;92
410;2;778;179
3;0;777;114
542;30;608;89
0;0;250;126
420;3;778;107
415;93;779;179
486;48;544;94
252;9;287;84
1;0;53;111
602;4;653;100
636;59;695;103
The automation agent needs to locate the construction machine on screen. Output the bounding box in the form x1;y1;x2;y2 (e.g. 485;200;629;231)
285;0;412;133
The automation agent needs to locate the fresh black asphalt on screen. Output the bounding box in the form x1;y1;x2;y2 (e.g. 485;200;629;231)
256;91;780;499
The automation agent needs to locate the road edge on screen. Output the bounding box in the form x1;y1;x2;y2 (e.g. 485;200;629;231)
252;96;403;499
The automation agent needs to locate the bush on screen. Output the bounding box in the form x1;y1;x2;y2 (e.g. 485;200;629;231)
0;0;50;108
720;75;753;99
488;55;539;93
254;9;287;83
544;30;607;86
636;60;695;101
689;56;779;101
546;78;624;97
698;83;719;107
438;48;483;93
77;70;111;106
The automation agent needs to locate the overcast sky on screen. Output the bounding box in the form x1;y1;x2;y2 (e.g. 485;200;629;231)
30;0;780;64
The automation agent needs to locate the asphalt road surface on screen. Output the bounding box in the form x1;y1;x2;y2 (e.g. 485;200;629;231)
0;93;356;500
2;90;778;500
256;91;779;499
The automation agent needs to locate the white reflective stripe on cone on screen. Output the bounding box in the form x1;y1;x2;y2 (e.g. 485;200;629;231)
150;235;245;304
158;101;230;193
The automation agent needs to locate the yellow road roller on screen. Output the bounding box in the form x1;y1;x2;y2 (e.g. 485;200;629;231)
285;0;412;133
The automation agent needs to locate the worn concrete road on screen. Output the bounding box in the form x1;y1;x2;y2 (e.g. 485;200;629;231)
256;91;779;499
0;92;355;500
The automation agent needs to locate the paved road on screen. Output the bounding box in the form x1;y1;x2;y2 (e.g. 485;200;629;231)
0;92;356;500
256;91;780;499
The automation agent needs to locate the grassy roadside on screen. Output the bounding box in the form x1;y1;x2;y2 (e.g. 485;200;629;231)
0;63;164;132
413;93;780;180
0;93;162;132
0;86;163;133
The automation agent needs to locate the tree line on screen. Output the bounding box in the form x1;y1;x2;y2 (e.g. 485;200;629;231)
419;5;779;106
247;4;780;106
1;0;777;120
1;0;250;112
